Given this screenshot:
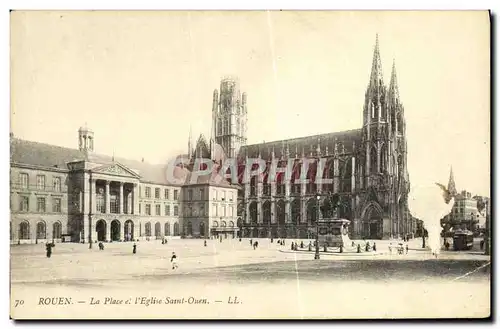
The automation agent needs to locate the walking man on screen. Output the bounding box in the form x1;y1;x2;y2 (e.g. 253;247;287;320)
171;252;178;270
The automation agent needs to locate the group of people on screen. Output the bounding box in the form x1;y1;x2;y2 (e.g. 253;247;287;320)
388;242;409;255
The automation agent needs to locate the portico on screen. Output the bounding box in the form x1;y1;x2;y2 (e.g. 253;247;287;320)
86;162;141;243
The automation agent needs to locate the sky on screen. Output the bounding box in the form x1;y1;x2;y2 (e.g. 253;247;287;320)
10;10;490;197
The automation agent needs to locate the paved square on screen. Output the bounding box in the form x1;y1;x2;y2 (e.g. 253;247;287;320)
11;238;490;319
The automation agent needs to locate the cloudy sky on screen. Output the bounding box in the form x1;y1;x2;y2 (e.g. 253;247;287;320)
10;10;490;196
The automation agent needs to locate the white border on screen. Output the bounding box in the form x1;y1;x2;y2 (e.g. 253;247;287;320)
2;1;498;328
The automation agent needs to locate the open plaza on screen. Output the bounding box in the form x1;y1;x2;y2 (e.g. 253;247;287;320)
10;237;490;319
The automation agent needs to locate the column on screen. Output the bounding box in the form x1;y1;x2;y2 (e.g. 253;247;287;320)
127;190;133;215
105;221;111;242
105;181;110;214
91;179;97;214
133;183;140;215
90;218;97;243
119;182;124;214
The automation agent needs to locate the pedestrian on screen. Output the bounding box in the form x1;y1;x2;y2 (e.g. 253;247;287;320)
132;243;137;254
271;238;273;243
389;243;392;255
291;242;295;251
250;239;253;246
98;242;104;250
406;244;409;254
45;242;54;258
357;244;361;253
204;240;207;247
171;252;178;270
300;241;304;249
373;242;377;252
480;239;485;250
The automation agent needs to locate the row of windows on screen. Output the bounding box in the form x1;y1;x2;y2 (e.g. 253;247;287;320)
212;190;233;201
143;222;180;237
142;204;179;217
183;189;235;202
17;196;62;213
16;221;62;240
142;187;179;200
211;204;235;217
17;173;62;192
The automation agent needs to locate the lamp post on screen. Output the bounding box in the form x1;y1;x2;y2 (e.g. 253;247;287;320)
314;193;321;260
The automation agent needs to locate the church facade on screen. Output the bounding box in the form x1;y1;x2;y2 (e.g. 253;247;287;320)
190;36;416;240
10;35;416;244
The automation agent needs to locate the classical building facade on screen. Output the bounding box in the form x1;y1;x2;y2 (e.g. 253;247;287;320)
10;126;238;244
190;35;415;240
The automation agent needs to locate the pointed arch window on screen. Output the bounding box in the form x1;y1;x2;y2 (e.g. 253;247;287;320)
380;144;388;173
397;113;404;134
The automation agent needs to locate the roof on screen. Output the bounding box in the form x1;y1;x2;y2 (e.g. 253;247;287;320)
238;129;362;160
10;137;188;186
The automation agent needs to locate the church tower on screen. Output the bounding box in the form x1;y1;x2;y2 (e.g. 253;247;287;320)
362;34;391;186
212;76;248;159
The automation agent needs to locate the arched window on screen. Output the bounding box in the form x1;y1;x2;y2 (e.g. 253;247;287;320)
164;223;171;236
199;222;205;237
145;222;151;237
174;222;180;236
155;222;161;237
380;144;387;173
187;221;193;236
19;222;30;240
52;222;62;239
36;221;46;239
249;202;258;225
262;201;271;224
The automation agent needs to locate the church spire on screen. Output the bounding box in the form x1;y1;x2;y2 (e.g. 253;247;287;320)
388;59;400;102
369;33;384;89
447;166;457;196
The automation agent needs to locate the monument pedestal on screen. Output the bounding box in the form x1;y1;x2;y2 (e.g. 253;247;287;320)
314;219;352;248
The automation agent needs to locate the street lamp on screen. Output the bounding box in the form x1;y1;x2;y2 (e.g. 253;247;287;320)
315;193;321;260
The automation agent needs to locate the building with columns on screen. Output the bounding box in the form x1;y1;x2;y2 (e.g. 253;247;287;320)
10;125;238;244
189;35;416;240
